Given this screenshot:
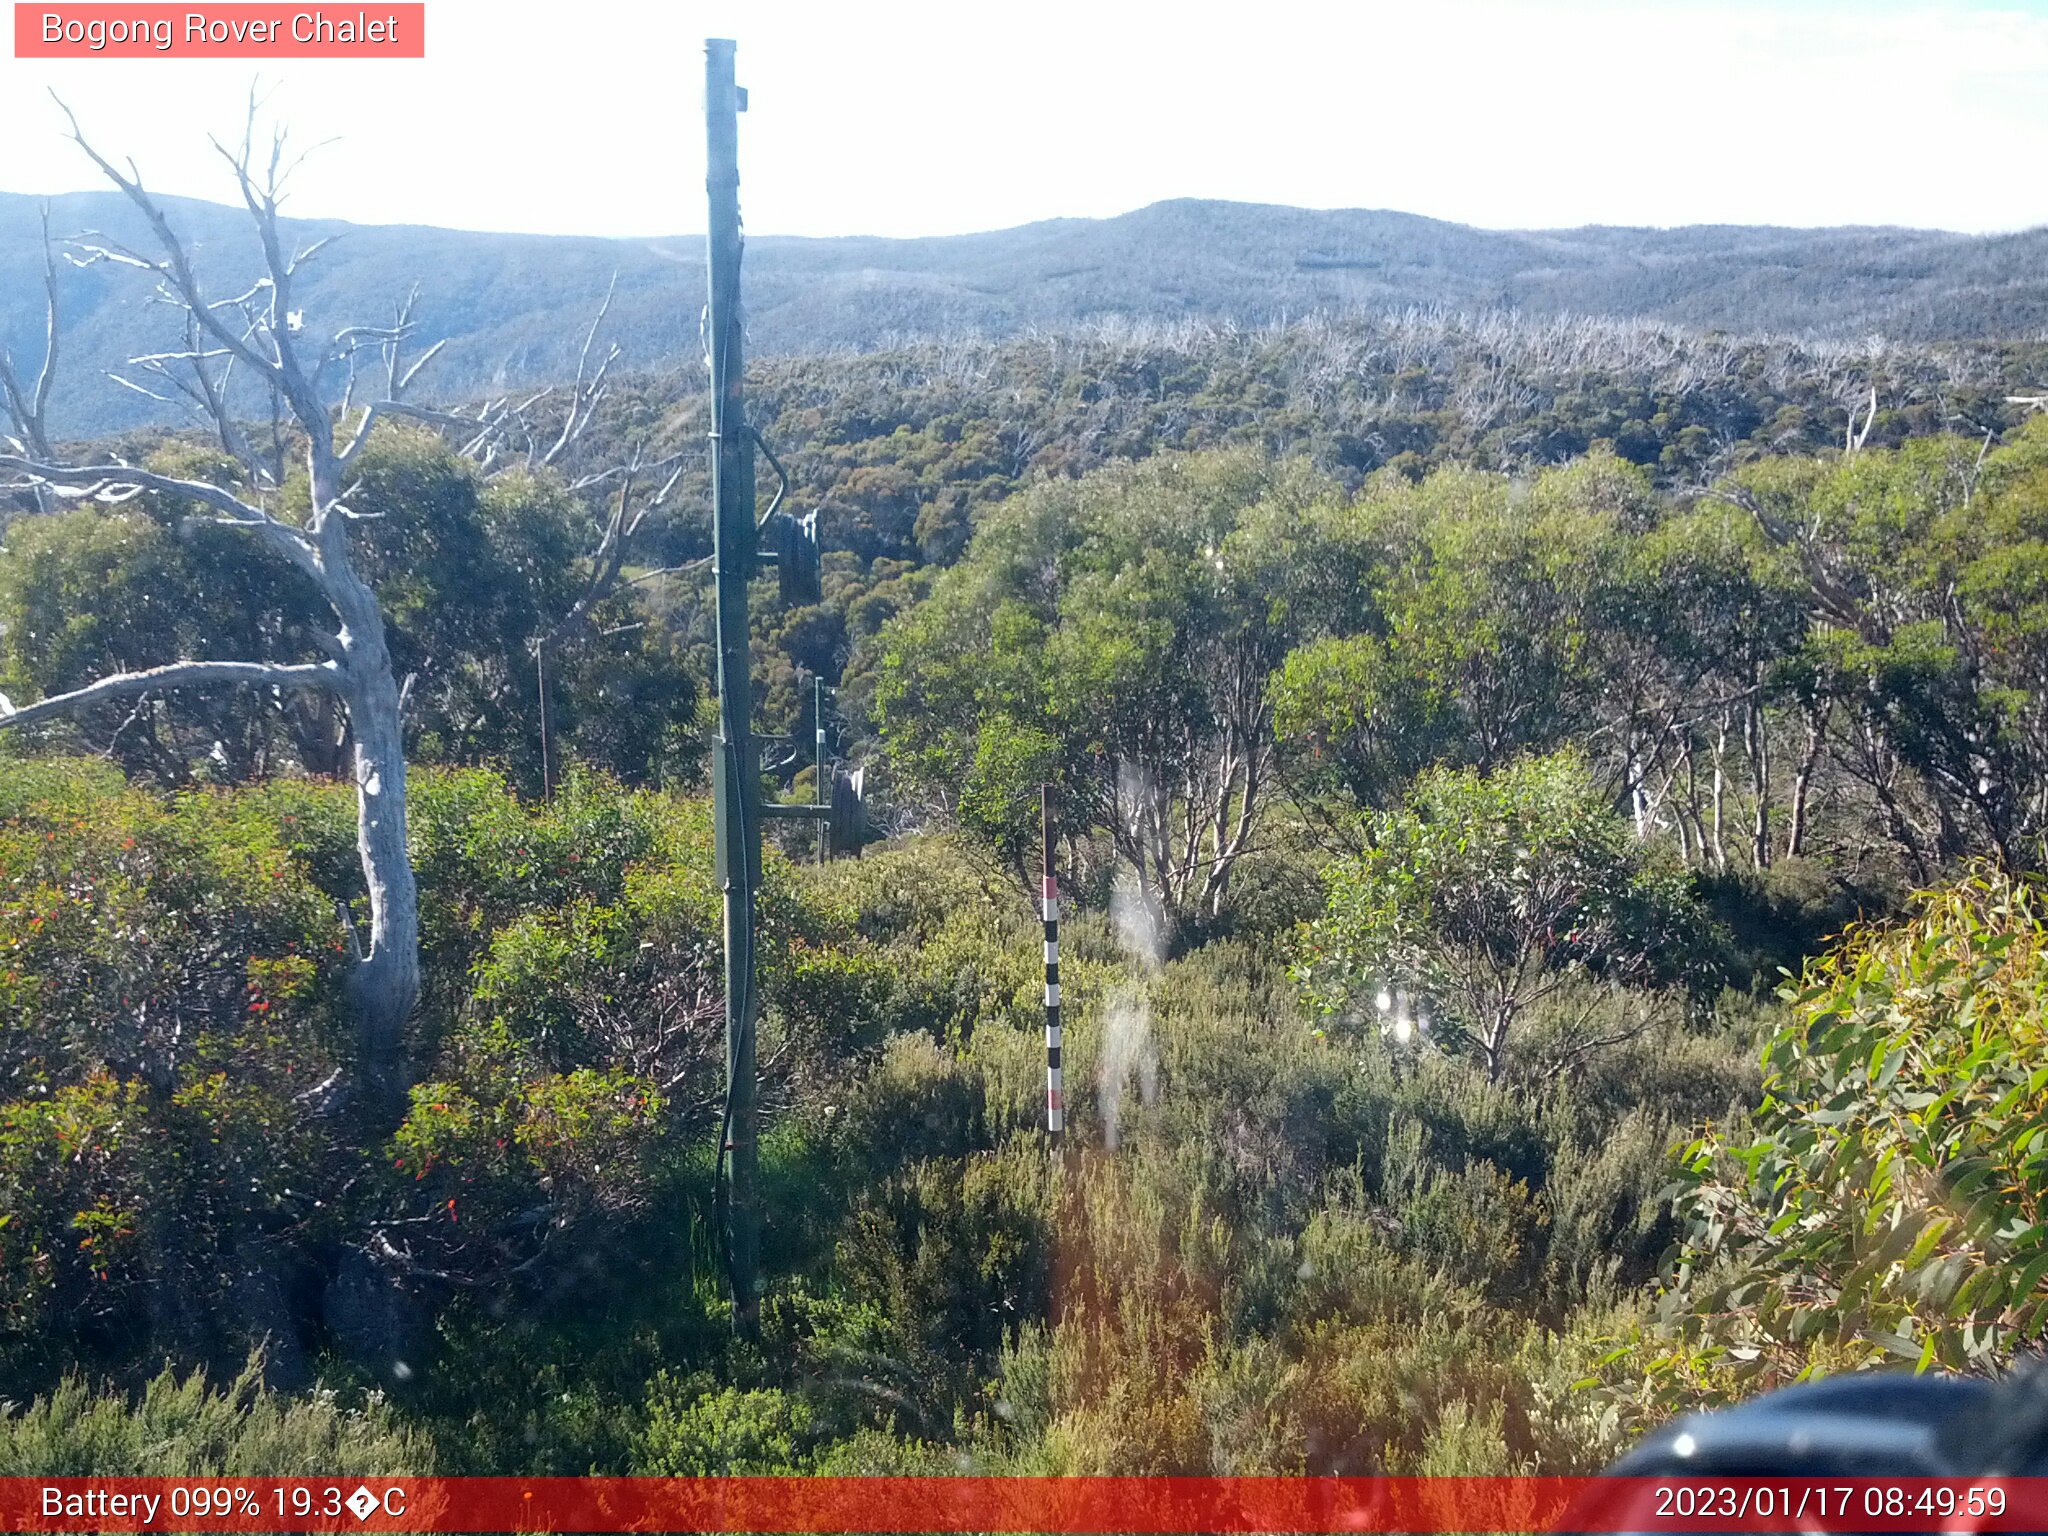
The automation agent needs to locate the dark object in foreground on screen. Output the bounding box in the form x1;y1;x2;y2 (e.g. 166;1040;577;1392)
1581;1366;2048;1533
1610;1372;2007;1477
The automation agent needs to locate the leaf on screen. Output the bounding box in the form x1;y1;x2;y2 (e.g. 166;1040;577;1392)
2011;1244;2048;1304
1902;1216;1954;1270
1876;1328;1926;1361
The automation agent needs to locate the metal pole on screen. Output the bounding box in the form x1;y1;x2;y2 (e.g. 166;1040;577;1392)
1042;788;1063;1144
705;35;760;1339
535;646;553;801
814;675;827;866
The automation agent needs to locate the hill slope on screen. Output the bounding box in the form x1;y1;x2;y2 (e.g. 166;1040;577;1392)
3;190;2043;436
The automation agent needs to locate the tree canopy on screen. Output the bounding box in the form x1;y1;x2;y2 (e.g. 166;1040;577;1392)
877;450;1347;931
1296;751;1704;1081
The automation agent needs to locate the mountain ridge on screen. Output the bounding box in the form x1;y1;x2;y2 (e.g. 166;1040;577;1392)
4;190;2043;437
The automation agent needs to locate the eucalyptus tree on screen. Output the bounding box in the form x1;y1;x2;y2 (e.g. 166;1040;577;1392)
1296;752;1703;1082
1717;428;2048;872
1271;455;1640;812
878;450;1345;934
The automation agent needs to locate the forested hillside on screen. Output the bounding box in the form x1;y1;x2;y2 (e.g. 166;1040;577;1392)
5;187;2045;436
8;185;2048;1477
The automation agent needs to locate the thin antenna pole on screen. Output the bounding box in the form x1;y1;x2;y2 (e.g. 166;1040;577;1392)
1042;787;1063;1144
535;645;553;801
815;674;828;866
705;35;761;1339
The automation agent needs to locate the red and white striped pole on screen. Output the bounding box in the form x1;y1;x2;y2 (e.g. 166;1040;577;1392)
1041;786;1063;1143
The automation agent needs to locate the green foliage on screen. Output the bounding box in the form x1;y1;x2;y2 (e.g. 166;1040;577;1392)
957;717;1060;861
834;1032;987;1177
878;450;1344;928
636;1381;819;1474
0;763;855;1392
0;760;344;1375
1274;459;1638;803
804;916;1737;1476
0;508;195;712
958;1136;1649;1476
834;1146;1055;1419
406;766;727;1030
1298;752;1705;1080
0;1363;430;1475
0;431;699;791
17;335;2048;1481
1710;425;2048;870
1695;856;1891;990
0;756;1766;1475
1645;868;2048;1397
386;1062;665;1287
800;834;1076;1043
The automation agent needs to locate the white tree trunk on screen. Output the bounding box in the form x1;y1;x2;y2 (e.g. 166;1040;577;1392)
335;587;419;1116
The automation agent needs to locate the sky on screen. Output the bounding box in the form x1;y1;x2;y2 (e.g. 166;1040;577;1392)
2;0;2045;239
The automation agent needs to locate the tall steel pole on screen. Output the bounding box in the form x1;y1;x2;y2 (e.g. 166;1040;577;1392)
705;36;760;1339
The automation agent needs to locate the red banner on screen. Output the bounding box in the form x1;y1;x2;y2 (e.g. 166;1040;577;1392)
13;5;424;58
0;1476;2044;1532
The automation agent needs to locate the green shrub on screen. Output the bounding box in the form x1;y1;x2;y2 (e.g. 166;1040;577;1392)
0;1364;430;1475
0;753;1771;1476
836;1032;988;1177
0;762;344;1376
1645;867;2048;1401
1298;751;1706;1082
799;835;1044;1040
407;767;672;990
834;1147;1055;1423
1695;856;1902;990
635;1380;817;1475
385;1055;665;1291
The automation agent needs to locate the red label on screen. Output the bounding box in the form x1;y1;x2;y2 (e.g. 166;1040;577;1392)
0;1477;2043;1532
14;4;425;56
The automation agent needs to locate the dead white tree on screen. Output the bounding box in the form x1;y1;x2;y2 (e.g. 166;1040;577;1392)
0;101;442;1117
0;204;60;511
0;102;694;1112
1847;383;1879;453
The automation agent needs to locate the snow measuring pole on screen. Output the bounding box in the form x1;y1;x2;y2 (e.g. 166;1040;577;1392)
704;37;859;1337
1042;788;1063;1143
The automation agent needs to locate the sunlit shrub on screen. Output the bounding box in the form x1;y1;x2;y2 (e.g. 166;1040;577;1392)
1644;868;2048;1398
386;1054;664;1292
0;762;343;1376
636;1380;817;1475
834;1147;1055;1420
0;1363;430;1475
835;1031;988;1177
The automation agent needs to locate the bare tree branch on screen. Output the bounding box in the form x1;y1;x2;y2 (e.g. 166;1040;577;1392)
539;271;621;468
52;93;284;387
0;659;337;730
0;452;321;575
0;204;60;470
